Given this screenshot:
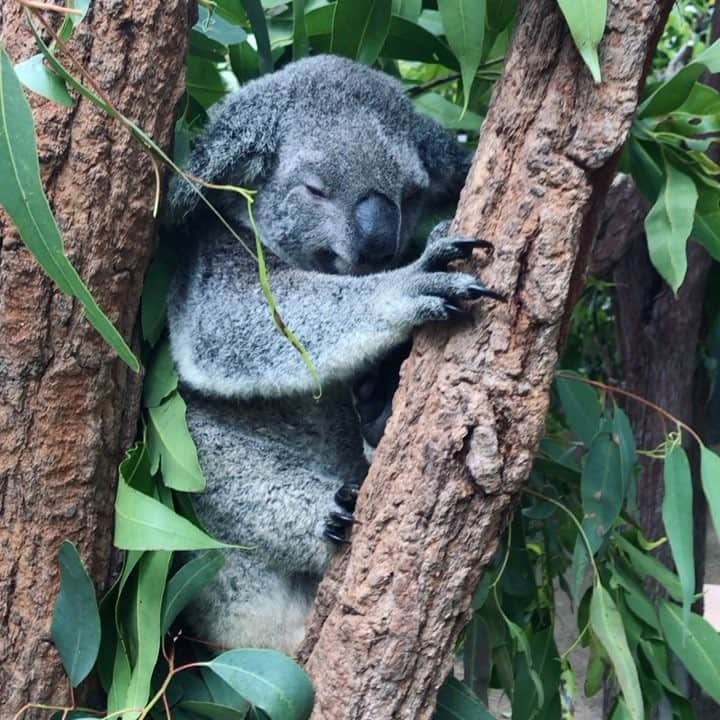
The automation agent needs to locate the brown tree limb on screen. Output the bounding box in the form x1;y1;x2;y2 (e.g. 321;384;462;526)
0;1;191;713
299;2;673;718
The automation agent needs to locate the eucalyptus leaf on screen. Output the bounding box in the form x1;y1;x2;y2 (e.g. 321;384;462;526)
143;342;179;408
331;0;393;65
242;0;273;73
590;584;643;720
659;602;720;703
437;0;485;110
414;92;484;132
206;649;314;720
50;541;101;687
0;45;139;371
581;432;623;553
556;0;607;83
161;550;225;634
293;0;309;59
114;474;228;550
123;551;172;717
14;54;73;107
195;5;248;45
644;159;697;294
555;372;602;446
435;675;496;719
701;444;720;539
662;443;695;627
392;0;421;21
559;659;576;720
614;534;683;601
148;391;204;492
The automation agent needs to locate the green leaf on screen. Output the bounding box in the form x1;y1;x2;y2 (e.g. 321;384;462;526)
638;640;684;697
114;472;227;551
143;342;178;408
0;45;139;372
640;38;720;118
381;16;458;68
662;443;695;627
414;92;484;132
242;0;273;73
693;186;720;262
462;613;490;701
141;240;176;347
582;432;623;553
437;0;485;111
555;0;607;83
50;541;101;687
392;0;421;21
292;0;309;59
590;584;643;720
435;675;496;719
555;373;602;446
644;159;697;294
123;550;172;716
701;445;720;541
205;649;314;720
161;550;225;635
148;391;205;492
178;701;248;720
331;0;393;65
56;0;90;42
614;534;683;601
659;602;720;703
187;55;235;108
195;5;248;45
559;659;576;720
14;54;73;106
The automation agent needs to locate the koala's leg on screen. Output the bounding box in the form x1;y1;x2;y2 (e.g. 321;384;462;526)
183;551;318;655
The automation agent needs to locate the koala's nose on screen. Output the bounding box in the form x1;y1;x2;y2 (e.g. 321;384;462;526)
353;192;400;268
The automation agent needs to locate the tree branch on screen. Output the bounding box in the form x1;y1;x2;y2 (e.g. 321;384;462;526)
298;1;675;718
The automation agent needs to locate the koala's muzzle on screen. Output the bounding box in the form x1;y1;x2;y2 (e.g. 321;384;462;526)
353;192;399;268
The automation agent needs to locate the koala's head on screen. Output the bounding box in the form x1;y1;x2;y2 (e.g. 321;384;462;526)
167;55;471;275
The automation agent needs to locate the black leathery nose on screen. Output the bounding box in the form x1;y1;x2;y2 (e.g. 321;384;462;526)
353;191;399;266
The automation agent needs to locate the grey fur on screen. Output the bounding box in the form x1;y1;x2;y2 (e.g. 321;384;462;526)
166;55;474;654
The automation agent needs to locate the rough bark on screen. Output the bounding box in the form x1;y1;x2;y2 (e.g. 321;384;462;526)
298;2;673;718
0;1;191;714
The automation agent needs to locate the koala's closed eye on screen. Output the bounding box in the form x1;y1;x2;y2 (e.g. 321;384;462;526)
304;181;328;199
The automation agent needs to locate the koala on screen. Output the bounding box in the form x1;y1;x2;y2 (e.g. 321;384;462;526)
165;54;499;655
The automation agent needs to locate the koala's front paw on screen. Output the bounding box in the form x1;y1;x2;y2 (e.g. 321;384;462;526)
323;482;360;544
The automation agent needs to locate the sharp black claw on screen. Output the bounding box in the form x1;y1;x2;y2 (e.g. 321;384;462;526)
328;510;354;527
466;284;507;302
444;302;470;319
323;525;350;544
452;238;494;255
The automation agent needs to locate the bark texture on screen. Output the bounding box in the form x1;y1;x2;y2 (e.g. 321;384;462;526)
299;2;673;718
0;2;191;713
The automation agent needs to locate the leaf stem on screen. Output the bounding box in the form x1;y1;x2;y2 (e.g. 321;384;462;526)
18;0;81;15
555;371;702;445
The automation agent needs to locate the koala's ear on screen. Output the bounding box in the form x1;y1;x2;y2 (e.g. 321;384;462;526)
411;114;473;204
165;86;281;225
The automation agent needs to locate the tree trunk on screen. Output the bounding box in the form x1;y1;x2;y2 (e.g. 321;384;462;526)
298;1;673;718
0;1;191;714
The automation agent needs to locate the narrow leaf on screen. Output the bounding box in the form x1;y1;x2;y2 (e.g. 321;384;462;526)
556;0;607;83
161;550;225;635
0;45;139;371
14;54;73;106
614;535;683;601
331;0;393;65
659;602;720;703
662;443;695;627
293;0;309;59
114;475;228;551
555;373;602;446
581;432;623;553
147;391;205;492
437;0;485;110
206;649;314;720
590;584;643;720
143;342;178;409
242;0;273;73
51;541;101;687
435;675;496;719
644;159;697;294
701;444;720;540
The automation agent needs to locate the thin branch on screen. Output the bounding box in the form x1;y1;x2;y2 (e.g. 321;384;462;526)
18;0;81;15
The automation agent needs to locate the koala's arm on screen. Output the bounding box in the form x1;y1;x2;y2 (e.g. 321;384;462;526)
168;230;493;399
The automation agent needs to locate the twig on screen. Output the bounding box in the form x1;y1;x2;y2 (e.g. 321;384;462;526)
18;0;82;15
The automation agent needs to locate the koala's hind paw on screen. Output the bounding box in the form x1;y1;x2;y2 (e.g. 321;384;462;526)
323;482;361;544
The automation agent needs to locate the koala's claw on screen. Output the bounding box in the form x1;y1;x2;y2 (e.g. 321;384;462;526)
323;524;350;544
328;510;354;527
443;302;470;319
452;237;494;256
335;482;360;512
465;283;506;302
